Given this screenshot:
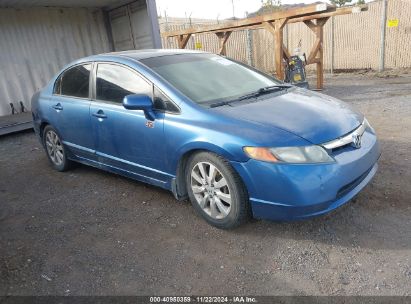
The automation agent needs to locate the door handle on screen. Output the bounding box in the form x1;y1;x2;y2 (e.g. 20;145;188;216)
52;103;63;111
92;111;107;119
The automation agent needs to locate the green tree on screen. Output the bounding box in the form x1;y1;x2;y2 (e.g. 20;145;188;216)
330;0;353;7
357;0;365;5
260;0;282;13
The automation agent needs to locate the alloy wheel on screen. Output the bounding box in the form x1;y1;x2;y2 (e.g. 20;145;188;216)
190;161;232;219
45;130;64;166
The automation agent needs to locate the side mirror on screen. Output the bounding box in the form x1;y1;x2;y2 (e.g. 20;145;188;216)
123;94;155;121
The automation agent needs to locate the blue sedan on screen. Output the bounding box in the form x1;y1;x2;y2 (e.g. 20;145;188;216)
31;49;380;229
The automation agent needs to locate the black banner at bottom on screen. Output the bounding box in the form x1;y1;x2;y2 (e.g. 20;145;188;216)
1;296;411;304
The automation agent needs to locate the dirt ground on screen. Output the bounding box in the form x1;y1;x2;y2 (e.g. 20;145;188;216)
1;73;410;296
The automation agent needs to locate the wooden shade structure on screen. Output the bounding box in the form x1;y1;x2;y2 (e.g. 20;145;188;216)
162;3;367;90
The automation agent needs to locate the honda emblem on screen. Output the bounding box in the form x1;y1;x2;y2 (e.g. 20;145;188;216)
351;133;362;149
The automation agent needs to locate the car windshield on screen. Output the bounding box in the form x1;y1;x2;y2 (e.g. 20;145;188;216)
140;53;281;106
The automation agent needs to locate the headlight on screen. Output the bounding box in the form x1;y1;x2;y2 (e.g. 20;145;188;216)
243;145;334;163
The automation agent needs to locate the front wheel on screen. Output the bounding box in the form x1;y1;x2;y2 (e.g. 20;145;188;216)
186;152;250;229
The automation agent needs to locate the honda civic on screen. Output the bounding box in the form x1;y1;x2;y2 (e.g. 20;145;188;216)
31;50;380;229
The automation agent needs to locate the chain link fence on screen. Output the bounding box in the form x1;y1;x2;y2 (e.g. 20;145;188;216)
159;0;411;75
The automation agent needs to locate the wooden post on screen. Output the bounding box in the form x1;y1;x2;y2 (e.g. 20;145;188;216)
274;23;284;80
304;18;328;90
316;18;328;90
216;31;232;55
177;34;192;49
264;18;287;80
316;20;324;90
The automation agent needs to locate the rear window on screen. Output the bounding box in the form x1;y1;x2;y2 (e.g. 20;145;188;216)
54;64;91;98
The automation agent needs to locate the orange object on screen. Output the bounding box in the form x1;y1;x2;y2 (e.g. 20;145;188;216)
243;147;279;162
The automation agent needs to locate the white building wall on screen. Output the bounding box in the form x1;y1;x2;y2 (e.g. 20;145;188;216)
0;7;111;116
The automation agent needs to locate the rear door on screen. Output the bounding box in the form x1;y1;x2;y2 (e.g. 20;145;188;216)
50;63;95;159
90;62;168;184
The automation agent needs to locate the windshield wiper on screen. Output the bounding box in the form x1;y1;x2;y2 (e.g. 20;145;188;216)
209;84;292;108
209;100;234;108
236;84;292;101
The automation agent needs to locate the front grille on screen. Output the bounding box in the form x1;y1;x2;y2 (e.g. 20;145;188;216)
322;121;366;151
331;143;352;154
336;167;372;199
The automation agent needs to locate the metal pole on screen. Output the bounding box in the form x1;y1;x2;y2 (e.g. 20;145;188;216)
331;16;334;74
379;0;388;72
164;10;169;48
246;29;253;66
189;12;193;49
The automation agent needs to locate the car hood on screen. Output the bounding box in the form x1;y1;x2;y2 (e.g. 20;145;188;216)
211;87;363;145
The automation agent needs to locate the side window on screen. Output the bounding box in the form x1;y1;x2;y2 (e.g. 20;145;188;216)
54;77;62;95
96;64;152;103
54;64;91;98
153;87;180;113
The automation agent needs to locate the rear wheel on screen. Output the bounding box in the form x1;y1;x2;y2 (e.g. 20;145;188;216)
186;152;250;229
43;125;72;171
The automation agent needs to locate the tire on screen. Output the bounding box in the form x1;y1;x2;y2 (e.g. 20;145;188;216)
186;152;250;229
42;125;72;172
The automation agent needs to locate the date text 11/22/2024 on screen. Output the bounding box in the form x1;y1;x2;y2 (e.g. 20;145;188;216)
149;296;257;303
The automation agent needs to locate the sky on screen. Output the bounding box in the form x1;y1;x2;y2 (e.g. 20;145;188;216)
156;0;365;20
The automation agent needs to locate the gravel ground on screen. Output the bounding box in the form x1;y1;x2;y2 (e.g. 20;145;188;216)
0;73;410;296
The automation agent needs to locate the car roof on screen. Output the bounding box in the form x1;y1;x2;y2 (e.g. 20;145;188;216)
86;49;209;62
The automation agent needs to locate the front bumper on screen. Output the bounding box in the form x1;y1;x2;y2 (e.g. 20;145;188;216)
231;129;380;221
